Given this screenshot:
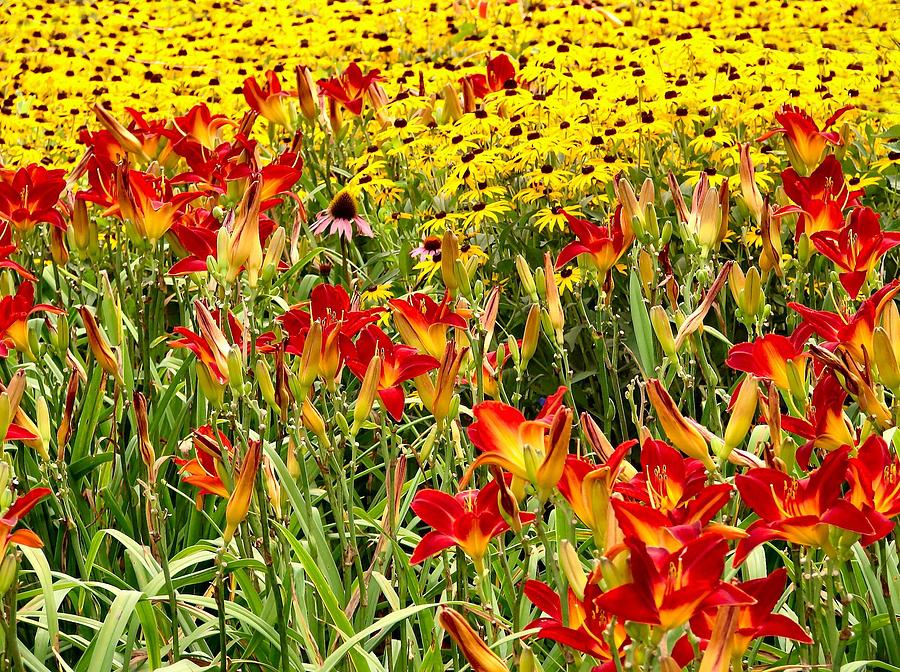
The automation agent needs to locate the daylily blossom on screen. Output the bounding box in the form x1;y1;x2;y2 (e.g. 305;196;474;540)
646;379;715;470
594;534;754;631
668;172;728;254
780;373;855;468
117;168;200;244
318;62;383;116
168;103;234;150
389;291;468;359
779;155;861;240
757;104;853;173
810;206;900;298
0;282;64;358
243;70;293;127
556;206;634;284
790;280;900;365
464;387;572;498
175;426;233;509
847;435;900;545
345;325;439;421
690;568;812;660
0;488;51;557
279;284;382;387
459;53;517;101
557;440;635;549
409;474;535;569
725;332;809;393
0;164;65;231
524;568;627;666
734;446;873;565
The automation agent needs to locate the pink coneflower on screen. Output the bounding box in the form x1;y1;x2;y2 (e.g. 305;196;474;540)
411;235;442;260
312;189;372;239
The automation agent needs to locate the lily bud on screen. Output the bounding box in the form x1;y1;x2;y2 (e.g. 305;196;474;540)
225;176;263;285
298;321;323;392
256;360;278;410
56;370;79;459
649;306;677;357
301;398;330;449
133;391;156;480
441;230;460;295
490;465;522;533
227;347;245;393
35;397;51;460
50;226;69;266
432;342;468;427
441;84;464;123
536;408;571;500
78;306;121;382
295;65;318;120
515;255;537;302
223;439;262;545
543;252;564;345
723;376;759;456
287;437;301;480
0;555;16;597
520;304;541;365
739;143;764;223
261;226;285;282
559;540;587;601
92;103;147;159
646;379;715;471
352;355;382;435
874;327;900;392
438;607;509;672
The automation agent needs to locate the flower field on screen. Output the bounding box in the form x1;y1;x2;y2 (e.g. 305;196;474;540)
1;0;900;670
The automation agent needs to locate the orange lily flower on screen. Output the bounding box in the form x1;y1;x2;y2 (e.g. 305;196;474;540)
646;379;715;470
243;70;293;127
463;387;571;498
0;282;64;359
389;291;468;359
118;168;200;244
169;103;234;150
757;104;853;173
224;438;262;544
175;426;233;509
779;155;861;241
0;488;51;557
318;62;383;116
725;332;808;393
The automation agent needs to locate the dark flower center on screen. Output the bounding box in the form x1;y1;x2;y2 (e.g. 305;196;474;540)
330;191;357;220
423;236;441;251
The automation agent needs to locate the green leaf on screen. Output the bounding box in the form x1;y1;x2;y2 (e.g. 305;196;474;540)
629;270;657;375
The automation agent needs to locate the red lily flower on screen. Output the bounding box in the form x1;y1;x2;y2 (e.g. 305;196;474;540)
690;568;812;658
0;487;51;557
345;325;439;421
171;138;250;197
463;387;571;496
556;206;634;282
243;70;293;127
0;222;34;280
258;150;304;209
75;155;121;216
0;281;64;358
168;103;235;150
118;169;201;244
611;440;737;551
318;63;383;116
90;105;177;166
734;446;872;565
594;534;754;631
524;569;627;666
847;434;900;545
779;155;861;241
0;164;65;231
780;373;855;468
459;54;517;99
757;104;853;173
388;291;468;359
174;426;233;509
409;474;535;567
279;284;382;385
789;280;900;365
725;332;809;392
811;207;900;299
